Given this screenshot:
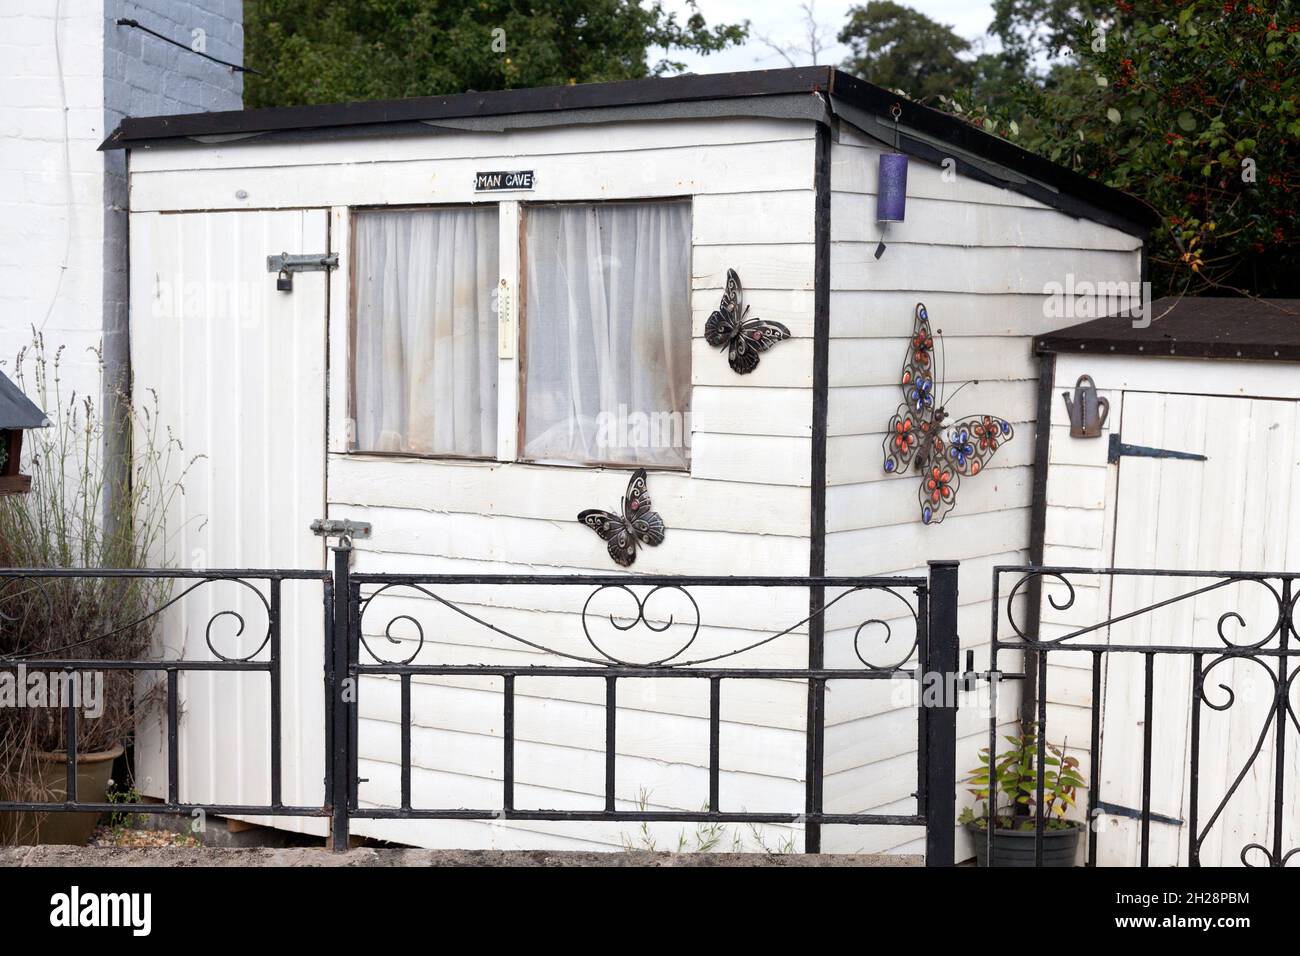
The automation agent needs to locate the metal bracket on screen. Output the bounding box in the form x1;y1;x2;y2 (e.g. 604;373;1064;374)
310;518;372;545
1093;800;1184;827
267;252;339;274
1108;434;1208;464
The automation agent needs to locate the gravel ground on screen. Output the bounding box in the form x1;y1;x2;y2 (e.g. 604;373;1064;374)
1;845;922;867
88;824;201;848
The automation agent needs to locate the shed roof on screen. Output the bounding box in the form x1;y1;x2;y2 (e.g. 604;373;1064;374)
0;371;48;429
100;66;1157;236
1034;297;1300;362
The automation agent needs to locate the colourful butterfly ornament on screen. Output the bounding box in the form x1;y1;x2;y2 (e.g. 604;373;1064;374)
882;303;1014;525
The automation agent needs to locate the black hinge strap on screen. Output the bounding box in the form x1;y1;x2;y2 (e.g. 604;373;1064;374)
1093;799;1184;827
1108;434;1208;464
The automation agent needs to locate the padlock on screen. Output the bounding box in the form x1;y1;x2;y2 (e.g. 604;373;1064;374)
276;268;293;292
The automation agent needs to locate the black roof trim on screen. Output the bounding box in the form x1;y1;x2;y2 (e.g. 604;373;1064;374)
827;71;1156;233
102;66;829;147
1034;297;1300;362
100;66;1158;233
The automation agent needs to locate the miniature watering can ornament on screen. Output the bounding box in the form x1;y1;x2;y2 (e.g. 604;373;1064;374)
1063;375;1109;438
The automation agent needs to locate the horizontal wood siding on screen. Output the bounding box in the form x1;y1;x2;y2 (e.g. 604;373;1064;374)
822;127;1143;857
212;118;824;851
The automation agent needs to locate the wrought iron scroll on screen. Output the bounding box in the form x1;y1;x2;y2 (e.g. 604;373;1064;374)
992;565;1300;868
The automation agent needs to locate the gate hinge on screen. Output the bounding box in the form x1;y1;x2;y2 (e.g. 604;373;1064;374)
1092;800;1184;827
311;518;372;545
1107;434;1208;464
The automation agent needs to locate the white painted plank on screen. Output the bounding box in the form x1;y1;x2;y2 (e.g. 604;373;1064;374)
130;116;818;173
831;192;1142;251
693;191;815;245
327;453;811;537
689;432;812;486
832;243;1140;294
828;335;1037;388
692;243;815;291
690;386;811;437
691;337;812;387
826;464;1032;533
131;139;818;211
339;504;809;575
831;290;1102;339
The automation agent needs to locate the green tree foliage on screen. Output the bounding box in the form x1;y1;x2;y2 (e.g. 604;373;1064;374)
948;1;1300;296
243;0;747;108
839;1;974;99
989;0;1109;70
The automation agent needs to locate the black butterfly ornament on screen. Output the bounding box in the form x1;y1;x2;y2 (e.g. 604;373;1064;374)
704;268;792;374
578;469;666;567
881;303;1014;525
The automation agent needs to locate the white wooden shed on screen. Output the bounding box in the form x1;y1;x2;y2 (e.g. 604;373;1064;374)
103;66;1156;854
1033;297;1300;866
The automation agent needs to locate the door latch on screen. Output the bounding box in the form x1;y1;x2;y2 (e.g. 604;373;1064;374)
311;518;372;546
267;252;339;292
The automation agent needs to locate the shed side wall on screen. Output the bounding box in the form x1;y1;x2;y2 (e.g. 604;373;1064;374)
824;123;1143;857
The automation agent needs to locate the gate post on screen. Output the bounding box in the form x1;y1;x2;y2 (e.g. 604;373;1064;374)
327;541;353;851
924;560;959;867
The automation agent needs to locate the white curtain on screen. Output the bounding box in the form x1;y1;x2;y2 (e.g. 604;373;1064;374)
523;202;691;468
353;207;498;456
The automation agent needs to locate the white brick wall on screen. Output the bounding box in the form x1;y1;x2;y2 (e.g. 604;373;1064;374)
0;0;242;413
0;0;106;399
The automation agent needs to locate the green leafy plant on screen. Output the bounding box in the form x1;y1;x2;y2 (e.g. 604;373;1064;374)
958;728;1085;831
106;784;144;833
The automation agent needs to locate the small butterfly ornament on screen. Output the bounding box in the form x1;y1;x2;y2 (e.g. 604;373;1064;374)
704;268;792;374
578;469;666;567
882;303;1014;525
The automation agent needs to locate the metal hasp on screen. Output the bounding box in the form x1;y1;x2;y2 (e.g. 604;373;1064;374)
310;518;372;542
1107;434;1208;464
1063;374;1109;438
267;252;339;293
267;252;339;273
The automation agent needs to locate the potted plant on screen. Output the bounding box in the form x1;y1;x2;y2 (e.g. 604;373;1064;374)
0;340;194;845
959;728;1086;867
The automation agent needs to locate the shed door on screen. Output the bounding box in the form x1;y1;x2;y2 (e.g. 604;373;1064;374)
1098;390;1300;865
129;209;329;833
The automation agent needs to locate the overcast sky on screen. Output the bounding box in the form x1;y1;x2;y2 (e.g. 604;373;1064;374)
655;0;999;73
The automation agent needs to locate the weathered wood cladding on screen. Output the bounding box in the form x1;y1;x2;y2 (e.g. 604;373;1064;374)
126;104;1146;855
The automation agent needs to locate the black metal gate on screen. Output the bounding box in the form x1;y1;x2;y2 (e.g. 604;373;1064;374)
990;565;1300;867
1;557;961;862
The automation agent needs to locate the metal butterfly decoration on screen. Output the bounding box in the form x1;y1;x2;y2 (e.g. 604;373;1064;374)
704;268;792;374
882;303;1014;525
578;469;666;567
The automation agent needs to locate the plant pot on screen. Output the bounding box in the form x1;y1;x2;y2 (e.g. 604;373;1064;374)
0;745;124;846
966;820;1082;867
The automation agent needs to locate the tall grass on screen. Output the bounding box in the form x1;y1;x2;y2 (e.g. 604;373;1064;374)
0;335;198;799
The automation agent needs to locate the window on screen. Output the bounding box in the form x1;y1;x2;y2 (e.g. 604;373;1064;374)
521;201;692;469
352;206;499;457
